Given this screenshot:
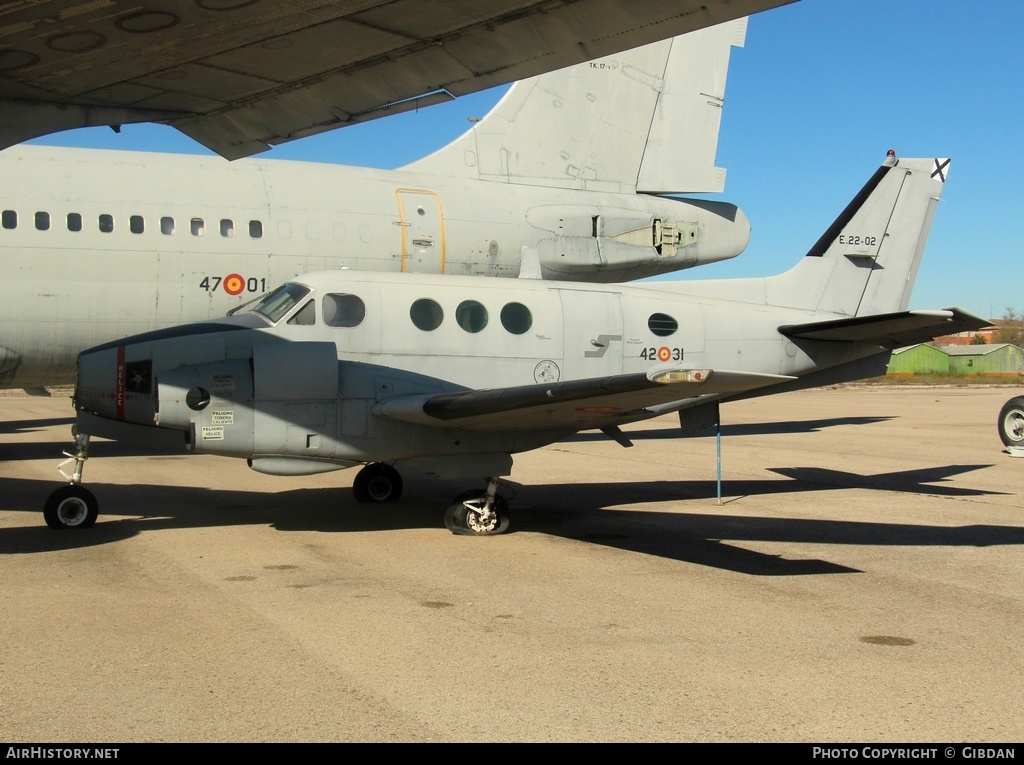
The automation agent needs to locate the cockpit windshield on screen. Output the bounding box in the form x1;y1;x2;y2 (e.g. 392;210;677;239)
249;283;311;324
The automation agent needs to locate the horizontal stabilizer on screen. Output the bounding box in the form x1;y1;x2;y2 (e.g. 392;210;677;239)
778;307;991;348
374;368;792;432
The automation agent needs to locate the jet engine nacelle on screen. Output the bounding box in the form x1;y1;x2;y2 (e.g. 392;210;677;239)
538;236;698;280
528;202;749;281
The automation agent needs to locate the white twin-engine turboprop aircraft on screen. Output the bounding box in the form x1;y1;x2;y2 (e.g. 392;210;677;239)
45;152;988;535
0;21;752;391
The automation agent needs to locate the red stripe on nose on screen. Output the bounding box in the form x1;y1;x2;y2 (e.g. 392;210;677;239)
116;345;126;421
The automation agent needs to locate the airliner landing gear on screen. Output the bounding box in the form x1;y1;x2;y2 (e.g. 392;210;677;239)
44;430;98;529
444;477;511;536
352;462;403;503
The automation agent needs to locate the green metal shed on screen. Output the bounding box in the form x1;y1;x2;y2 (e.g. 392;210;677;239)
939;344;1024;376
886;344;950;376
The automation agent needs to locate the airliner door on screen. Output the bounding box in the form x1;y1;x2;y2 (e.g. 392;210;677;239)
396;189;445;273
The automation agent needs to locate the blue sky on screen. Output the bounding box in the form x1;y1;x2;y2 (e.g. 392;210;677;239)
29;0;1023;320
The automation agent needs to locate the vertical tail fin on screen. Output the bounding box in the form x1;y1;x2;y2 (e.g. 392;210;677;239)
765;153;949;317
400;19;746;194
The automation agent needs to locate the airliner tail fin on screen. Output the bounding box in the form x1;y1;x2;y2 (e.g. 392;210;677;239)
401;19;747;194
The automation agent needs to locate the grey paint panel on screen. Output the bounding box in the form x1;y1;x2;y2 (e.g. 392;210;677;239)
253;342;338;400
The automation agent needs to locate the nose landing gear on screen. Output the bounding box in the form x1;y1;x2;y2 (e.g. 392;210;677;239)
44;430;98;529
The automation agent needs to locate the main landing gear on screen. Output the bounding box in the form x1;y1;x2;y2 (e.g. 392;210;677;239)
351;465;512;536
44;430;98;530
351;462;404;503
443;477;511;536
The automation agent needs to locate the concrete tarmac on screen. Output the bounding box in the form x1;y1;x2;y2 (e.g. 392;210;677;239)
1;386;1021;742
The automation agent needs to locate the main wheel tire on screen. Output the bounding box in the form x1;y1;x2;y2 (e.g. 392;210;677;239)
998;396;1024;448
444;490;511;536
43;485;98;530
352;463;403;503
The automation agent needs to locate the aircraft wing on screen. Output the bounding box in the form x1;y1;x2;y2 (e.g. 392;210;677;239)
778;308;992;349
0;0;796;160
374;368;792;432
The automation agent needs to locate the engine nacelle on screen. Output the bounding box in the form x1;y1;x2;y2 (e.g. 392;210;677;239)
162;342;338;459
529;202;749;281
77;334;344;461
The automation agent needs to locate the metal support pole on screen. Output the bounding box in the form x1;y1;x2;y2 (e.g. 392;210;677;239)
715;412;722;506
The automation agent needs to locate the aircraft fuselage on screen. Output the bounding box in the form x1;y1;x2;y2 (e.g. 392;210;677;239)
74;270;882;471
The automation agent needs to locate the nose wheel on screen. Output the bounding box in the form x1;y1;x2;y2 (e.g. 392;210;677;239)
44;485;98;529
45;430;98;529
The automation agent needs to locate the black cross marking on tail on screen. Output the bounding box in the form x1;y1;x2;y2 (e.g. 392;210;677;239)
931;158;950;182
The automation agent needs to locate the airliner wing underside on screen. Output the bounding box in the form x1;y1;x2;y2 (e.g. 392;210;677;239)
778;308;990;349
0;0;796;160
374;369;793;431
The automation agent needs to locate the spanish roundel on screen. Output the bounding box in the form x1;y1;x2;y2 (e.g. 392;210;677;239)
223;273;245;295
657;347;671;362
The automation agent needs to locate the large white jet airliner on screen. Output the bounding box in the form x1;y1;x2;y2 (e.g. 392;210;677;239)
0;21;751;391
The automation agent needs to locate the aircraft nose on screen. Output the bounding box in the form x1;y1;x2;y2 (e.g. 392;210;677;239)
75;344;155;425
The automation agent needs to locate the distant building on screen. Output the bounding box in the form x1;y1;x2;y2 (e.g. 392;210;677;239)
885;343;1024;377
932;318;1012;345
939;344;1024;376
887;344;949;376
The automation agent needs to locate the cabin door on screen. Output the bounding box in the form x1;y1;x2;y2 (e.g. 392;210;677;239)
558;288;624;379
396;189;445;273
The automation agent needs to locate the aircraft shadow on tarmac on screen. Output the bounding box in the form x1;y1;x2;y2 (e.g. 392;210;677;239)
766;465;1003;497
1;463;1019;577
0;413;189;463
0;415;75;438
0;435;183;463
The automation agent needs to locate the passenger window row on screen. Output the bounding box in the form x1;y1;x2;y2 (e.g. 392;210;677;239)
268;286;680;339
410;297;533;335
284;292;536;336
287;293;679;338
1;209;264;238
